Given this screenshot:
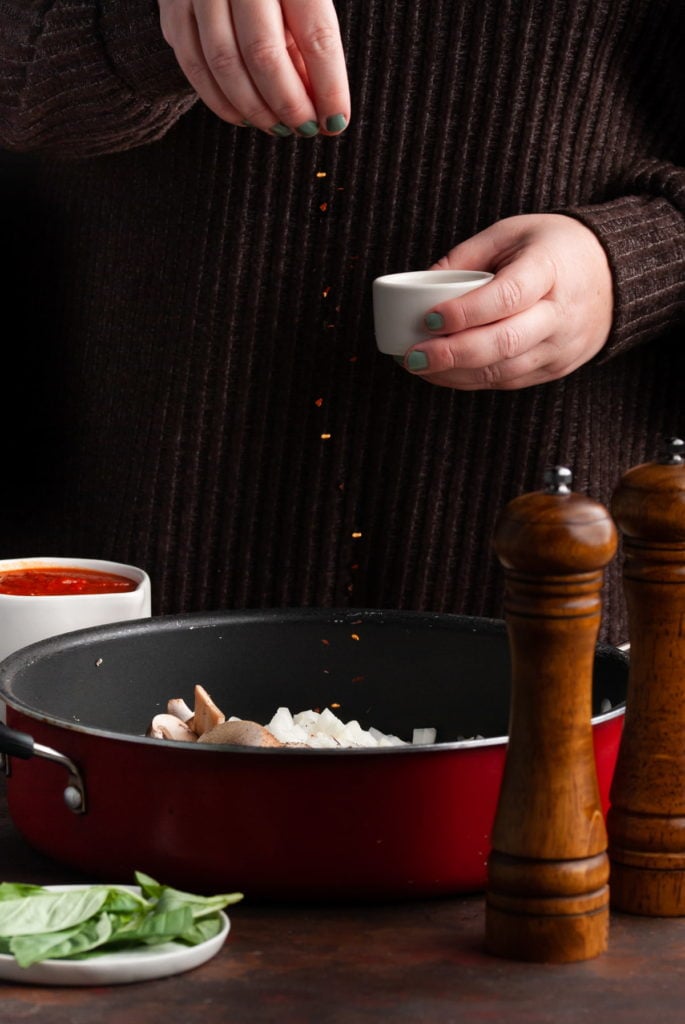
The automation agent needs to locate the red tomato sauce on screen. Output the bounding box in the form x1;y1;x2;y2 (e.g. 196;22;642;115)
0;567;138;596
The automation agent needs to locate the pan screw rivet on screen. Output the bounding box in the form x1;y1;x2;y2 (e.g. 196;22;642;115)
63;786;83;812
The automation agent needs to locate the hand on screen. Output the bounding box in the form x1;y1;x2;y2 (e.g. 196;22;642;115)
398;214;614;390
158;0;350;137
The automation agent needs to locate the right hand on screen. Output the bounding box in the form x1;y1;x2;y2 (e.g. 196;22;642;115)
158;0;350;137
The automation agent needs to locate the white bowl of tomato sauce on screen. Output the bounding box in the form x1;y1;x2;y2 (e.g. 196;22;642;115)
0;557;151;665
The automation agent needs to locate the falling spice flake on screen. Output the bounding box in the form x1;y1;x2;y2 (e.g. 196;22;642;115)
351;675;365;684
322;286;331;298
350;633;360;641
316;171;327;178
330;702;341;709
321;639;330;646
319;202;328;212
321;433;332;440
352;531;363;539
314;397;324;407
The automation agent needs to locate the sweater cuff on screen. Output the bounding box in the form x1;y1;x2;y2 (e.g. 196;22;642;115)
98;0;195;104
562;190;685;361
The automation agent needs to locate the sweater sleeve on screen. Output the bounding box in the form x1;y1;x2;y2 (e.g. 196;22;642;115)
562;160;685;362
0;0;197;158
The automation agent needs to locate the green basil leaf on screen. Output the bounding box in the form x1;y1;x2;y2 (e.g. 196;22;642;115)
10;913;113;968
0;889;109;937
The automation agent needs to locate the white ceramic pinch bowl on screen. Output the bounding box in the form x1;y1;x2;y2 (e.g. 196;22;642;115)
373;269;493;356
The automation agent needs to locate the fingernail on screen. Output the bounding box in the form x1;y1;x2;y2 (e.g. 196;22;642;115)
270;123;293;137
296;121;319;137
407;351;429;372
325;114;347;133
424;312;444;330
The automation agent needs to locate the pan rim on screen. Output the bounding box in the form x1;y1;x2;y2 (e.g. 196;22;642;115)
0;607;628;756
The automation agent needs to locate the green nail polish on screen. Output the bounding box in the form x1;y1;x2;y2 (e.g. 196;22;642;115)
325;114;347;133
296;120;319;137
407;351;429;372
270;123;293;137
425;312;444;330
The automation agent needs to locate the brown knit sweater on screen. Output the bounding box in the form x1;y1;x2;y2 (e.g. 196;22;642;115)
0;0;683;644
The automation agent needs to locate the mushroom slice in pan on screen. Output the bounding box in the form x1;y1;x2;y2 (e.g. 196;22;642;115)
167;697;194;723
189;684;226;736
147;714;198;742
200;720;284;747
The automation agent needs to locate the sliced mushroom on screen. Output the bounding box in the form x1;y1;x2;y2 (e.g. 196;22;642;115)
146;714;199;742
167;697;194;723
199;720;284;747
190;684;226;736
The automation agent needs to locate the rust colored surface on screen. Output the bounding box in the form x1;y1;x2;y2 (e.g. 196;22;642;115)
1;777;685;1022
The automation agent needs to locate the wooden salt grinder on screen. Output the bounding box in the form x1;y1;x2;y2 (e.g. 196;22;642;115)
607;437;685;915
485;467;617;963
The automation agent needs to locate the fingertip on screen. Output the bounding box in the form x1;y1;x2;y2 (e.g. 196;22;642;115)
406;351;429;372
323;113;348;135
424;312;445;331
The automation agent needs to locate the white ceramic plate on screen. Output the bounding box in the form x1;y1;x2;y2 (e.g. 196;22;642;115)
0;885;230;986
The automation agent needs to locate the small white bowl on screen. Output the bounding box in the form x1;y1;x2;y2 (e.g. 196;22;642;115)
0;556;151;665
373;269;493;355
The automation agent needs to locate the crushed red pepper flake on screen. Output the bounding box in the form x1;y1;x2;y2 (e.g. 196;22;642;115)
350;633;360;641
351;675;365;683
322;286;331;298
319;202;328;212
321;638;330;646
314;397;324;407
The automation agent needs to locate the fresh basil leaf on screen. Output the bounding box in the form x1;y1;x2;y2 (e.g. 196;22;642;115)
0;883;45;901
0;889;109;937
10;913;113;968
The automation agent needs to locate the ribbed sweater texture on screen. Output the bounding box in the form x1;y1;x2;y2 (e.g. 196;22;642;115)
0;0;683;644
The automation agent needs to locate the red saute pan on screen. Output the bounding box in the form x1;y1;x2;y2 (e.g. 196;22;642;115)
0;609;628;901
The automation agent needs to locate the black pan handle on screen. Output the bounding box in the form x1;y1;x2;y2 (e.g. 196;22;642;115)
0;722;35;759
0;721;87;814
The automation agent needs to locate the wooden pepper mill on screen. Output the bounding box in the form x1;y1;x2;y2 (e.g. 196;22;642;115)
607;436;685;915
485;466;617;963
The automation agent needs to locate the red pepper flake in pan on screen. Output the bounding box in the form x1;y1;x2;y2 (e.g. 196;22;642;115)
320;202;328;212
314;397;324;407
351;675;365;683
350;633;360;641
321;639;330;646
322;286;331;298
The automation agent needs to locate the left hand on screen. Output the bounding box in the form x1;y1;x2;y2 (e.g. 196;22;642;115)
398;214;614;390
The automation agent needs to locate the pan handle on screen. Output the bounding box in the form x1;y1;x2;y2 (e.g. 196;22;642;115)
0;722;87;815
